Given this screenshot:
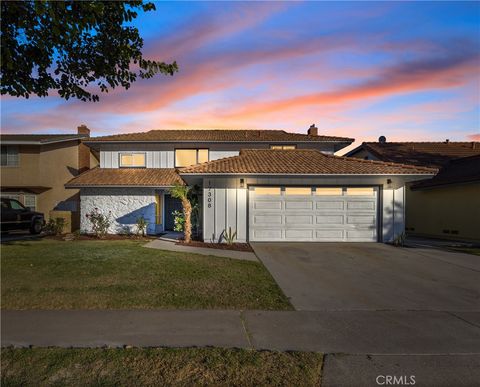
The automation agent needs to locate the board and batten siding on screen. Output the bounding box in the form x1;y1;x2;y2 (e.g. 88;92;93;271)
100;150;239;168
202;176;410;243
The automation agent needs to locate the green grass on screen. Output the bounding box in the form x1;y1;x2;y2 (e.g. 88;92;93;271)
1;347;323;386
1;239;291;310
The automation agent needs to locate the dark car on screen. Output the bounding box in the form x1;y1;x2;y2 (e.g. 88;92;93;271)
1;197;45;234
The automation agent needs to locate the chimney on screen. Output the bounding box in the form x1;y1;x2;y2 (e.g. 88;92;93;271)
307;124;318;136
77;124;90;137
77;125;91;174
472;142;476;149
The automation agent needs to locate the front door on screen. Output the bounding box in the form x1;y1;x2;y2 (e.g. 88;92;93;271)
164;194;183;231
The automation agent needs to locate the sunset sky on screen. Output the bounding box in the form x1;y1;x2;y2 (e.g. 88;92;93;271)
1;1;479;152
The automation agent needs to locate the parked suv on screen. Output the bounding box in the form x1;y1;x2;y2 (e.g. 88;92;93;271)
0;198;45;234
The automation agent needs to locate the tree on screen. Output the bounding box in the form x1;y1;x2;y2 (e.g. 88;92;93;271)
169;184;192;244
1;1;178;102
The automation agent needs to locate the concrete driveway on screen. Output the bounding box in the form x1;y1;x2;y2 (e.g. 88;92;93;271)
251;243;480;311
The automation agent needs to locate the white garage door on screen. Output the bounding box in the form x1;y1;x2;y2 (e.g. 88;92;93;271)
249;186;378;242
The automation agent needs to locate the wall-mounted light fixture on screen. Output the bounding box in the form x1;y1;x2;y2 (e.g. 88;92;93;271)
386;178;392;188
240;178;245;188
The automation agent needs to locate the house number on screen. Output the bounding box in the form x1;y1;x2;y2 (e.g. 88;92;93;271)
207;188;213;208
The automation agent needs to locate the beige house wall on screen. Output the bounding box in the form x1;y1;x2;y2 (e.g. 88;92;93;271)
405;182;480;242
0;140;94;222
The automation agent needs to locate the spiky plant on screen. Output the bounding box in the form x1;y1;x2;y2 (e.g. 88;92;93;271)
169;184;192;243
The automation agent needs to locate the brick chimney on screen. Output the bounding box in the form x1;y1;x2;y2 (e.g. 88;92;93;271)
77;124;90;137
307;124;318;136
77;125;91;174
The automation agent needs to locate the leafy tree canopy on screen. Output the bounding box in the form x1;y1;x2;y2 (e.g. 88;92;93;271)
1;1;178;102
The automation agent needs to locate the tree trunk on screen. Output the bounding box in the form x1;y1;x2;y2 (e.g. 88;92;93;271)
182;198;192;243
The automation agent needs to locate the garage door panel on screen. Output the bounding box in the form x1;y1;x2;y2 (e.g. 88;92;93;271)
249;187;378;242
286;229;314;239
347;215;375;225
253;215;282;224
347;201;375;210
315;229;344;239
285;215;313;224
254;201;282;210
316;215;344;224
285;201;313;210
253;229;282;239
316;201;344;210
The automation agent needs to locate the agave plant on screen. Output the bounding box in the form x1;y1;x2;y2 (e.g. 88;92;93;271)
222;227;237;245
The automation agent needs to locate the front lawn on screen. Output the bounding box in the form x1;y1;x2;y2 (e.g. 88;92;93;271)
1;239;291;310
1;348;322;386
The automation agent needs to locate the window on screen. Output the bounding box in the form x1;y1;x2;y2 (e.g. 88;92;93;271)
175;149;209;167
119;153;146;167
315;188;343;196
285;187;311;195
346;187;375;196
254;187;281;195
1;146;19;166
9;199;25;210
23;194;36;211
270;145;296;150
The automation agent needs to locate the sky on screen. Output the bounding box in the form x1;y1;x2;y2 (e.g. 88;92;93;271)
1;1;479;153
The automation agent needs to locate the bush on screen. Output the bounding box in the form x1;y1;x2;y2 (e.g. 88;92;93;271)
44;217;67;235
172;210;185;232
136;216;148;236
85;208;111;238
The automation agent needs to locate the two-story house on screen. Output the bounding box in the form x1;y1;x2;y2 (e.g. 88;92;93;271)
1;126;97;227
66;126;436;243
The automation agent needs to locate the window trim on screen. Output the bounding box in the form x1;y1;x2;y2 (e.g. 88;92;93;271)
118;152;147;168
174;148;209;167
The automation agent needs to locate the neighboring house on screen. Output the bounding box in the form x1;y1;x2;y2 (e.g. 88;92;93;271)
346;138;480;242
66;127;436;243
0;126;97;226
408;155;480;241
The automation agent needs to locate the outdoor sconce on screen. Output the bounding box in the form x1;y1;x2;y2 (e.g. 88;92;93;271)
386;178;392;188
240;178;245;188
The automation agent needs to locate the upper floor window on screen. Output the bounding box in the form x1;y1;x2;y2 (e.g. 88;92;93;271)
1;146;19;166
119;153;146;168
175;149;208;167
270;145;296;150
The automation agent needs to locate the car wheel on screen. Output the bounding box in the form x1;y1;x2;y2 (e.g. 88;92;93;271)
30;219;43;234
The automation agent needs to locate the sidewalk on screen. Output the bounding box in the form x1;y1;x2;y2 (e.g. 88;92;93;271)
3;310;480;353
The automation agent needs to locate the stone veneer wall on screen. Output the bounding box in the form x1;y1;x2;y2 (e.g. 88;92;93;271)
80;187;157;234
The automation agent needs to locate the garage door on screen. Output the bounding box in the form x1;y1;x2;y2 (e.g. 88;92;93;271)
249;186;378;242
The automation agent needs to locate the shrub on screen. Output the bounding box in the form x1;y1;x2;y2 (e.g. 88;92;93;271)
85;208;111;238
136;216;148;236
172;209;185;232
44;217;67;235
221;227;237;245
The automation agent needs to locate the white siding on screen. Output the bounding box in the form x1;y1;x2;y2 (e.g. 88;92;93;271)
100;151;175;168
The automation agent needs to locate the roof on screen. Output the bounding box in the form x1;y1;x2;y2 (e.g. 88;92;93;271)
411;155;480;190
85;129;353;143
0;134;87;145
347;141;480;168
65;168;184;188
180;149;437;175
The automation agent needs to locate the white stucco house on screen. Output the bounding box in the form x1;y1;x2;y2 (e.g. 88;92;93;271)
66;126;437;243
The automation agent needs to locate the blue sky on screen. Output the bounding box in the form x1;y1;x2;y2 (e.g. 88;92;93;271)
1;1;479;150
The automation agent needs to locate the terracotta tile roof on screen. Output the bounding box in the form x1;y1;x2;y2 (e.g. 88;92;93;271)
65;168;184;188
360;142;480;168
1;134;87;144
411;155;480;190
180;149;437;175
85;129;353;143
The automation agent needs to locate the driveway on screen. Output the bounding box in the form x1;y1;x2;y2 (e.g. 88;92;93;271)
251;243;480;311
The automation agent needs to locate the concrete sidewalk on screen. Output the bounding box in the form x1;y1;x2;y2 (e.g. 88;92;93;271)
145;239;258;261
3;310;480;353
